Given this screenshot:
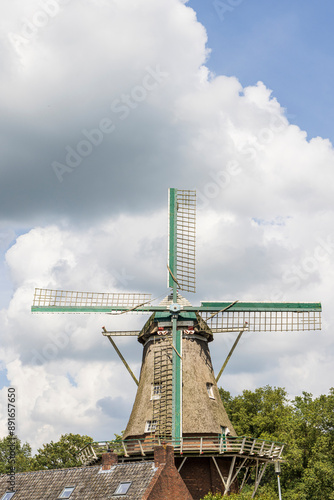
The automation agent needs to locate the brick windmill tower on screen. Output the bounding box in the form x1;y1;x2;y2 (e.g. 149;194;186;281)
32;189;321;498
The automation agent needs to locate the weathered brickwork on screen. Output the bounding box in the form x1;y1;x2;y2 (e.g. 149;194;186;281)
176;456;238;500
143;445;193;500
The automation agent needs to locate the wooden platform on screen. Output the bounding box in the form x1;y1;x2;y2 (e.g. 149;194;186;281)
79;435;284;465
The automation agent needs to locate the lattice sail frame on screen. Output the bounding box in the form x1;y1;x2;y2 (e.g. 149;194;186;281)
168;188;196;293
200;302;321;332
202;310;321;332
32;288;152;312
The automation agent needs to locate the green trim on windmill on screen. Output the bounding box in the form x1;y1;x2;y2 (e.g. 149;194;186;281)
172;317;182;443
168;189;183;443
168;188;178;290
200;302;322;312
155;311;197;321
31;302;321;314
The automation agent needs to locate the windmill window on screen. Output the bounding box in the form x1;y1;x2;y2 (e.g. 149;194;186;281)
58;486;75;498
151;384;162;400
113;481;132;495
145;420;157;433
1;493;16;500
206;383;215;399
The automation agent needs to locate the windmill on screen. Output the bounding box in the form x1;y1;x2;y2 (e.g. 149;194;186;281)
31;189;321;497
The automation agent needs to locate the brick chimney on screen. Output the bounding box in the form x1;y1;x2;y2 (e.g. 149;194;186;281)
101;451;118;470
154;445;175;467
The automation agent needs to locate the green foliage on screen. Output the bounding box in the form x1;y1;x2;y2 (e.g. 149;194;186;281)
219;385;293;441
219;386;334;500
201;485;278;500
228;485;280;499
201;493;224;500
108;431;124;455
284;388;334;500
0;435;32;473
30;433;93;470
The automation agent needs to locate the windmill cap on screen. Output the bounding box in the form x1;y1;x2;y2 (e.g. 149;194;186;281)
137;309;213;345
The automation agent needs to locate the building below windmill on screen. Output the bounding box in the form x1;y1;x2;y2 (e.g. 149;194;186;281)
0;446;192;500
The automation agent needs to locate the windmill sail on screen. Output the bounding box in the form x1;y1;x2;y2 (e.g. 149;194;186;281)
200;301;322;332
168;188;196;293
32;288;152;313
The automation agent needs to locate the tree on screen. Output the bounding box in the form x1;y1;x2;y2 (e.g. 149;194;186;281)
30;433;93;470
218;386;334;500
285;389;334;500
219;385;293;441
108;432;124;454
201;486;279;500
0;435;32;473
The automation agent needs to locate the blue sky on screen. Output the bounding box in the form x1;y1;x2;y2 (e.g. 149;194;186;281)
189;0;334;142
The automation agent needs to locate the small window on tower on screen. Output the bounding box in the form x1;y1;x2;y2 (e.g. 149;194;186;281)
206;383;215;399
151;384;162;400
145;420;157;433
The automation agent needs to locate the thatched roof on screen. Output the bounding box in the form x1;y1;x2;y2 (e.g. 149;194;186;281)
182;335;236;435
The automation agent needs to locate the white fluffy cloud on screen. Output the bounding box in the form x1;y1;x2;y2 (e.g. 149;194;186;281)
0;0;333;451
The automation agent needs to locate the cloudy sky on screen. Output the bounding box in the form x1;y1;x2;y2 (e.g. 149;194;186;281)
1;0;334;453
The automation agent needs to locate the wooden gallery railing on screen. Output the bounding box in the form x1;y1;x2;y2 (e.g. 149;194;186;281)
78;435;284;465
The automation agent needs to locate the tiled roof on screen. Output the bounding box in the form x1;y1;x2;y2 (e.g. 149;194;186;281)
0;462;157;500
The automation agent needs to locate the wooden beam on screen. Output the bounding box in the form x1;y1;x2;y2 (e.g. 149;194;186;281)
105;331;139;386
216;327;246;382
